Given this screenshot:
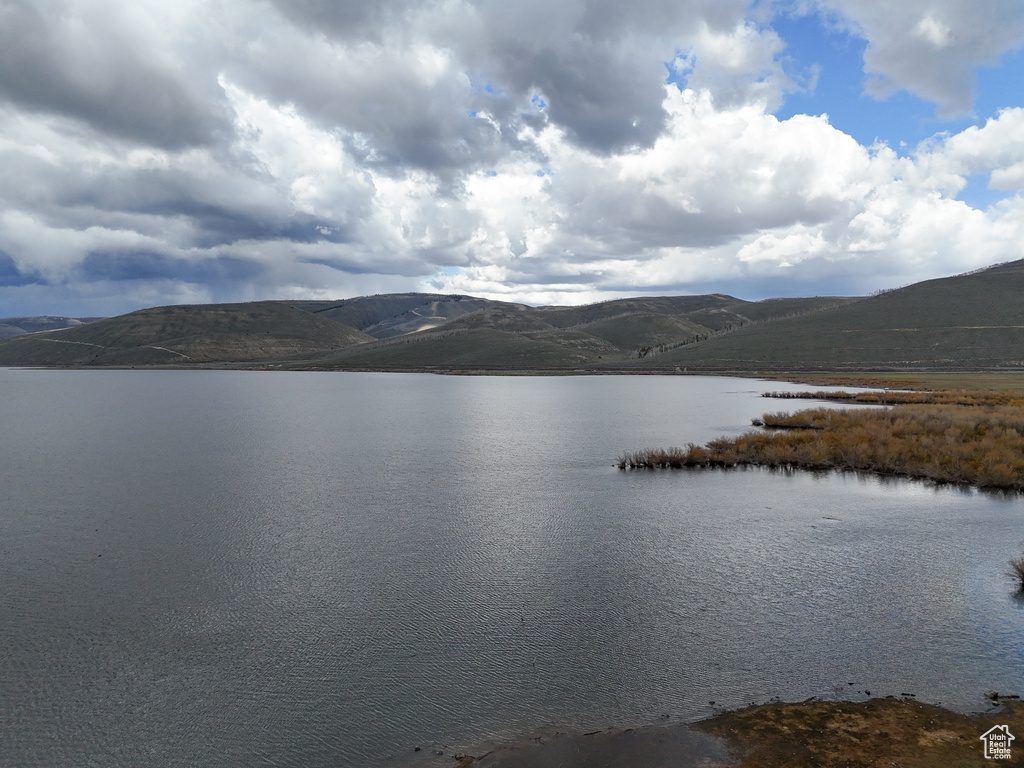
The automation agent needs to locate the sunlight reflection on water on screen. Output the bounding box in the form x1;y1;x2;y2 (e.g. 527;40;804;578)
1;370;1022;767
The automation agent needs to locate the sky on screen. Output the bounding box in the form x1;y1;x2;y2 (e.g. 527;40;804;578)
2;0;1024;316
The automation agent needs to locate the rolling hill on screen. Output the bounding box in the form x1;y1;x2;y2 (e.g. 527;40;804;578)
640;259;1024;371
293;294;527;338
0;316;104;339
1;259;1022;371
0;302;372;366
307;294;857;370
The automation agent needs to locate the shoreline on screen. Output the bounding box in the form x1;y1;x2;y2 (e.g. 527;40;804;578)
440;696;1024;768
4;364;1023;393
4;361;1023;384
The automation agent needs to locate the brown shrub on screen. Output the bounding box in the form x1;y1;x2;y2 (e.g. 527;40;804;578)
620;400;1024;490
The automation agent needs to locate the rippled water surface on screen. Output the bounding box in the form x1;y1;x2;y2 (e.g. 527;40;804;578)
1;370;1023;767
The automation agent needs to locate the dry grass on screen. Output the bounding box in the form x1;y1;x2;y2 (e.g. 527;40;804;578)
695;698;1024;768
465;698;1024;767
620;396;1024;490
763;388;1024;406
766;372;1024;391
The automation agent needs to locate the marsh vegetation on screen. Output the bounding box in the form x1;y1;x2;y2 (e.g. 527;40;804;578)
620;390;1024;490
763;388;1024;407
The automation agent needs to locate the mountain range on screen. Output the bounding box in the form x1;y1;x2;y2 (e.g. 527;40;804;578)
2;259;1023;372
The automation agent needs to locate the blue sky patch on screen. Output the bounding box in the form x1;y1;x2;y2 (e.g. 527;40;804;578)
771;9;1024;156
772;11;944;151
957;175;1015;211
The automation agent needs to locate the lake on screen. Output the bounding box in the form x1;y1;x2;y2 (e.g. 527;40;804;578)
1;370;1022;767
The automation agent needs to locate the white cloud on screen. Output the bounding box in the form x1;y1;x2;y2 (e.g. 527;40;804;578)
680;20;795;109
429;85;1024;299
812;0;1024;114
940;107;1024;190
913;15;954;49
1;0;1024;314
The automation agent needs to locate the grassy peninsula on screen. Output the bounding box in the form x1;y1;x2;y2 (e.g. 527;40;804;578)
619;389;1024;491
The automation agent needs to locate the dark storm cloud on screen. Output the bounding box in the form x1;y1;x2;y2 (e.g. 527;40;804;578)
77;251;265;284
0;0;227;149
468;0;748;153
267;0;422;40
165;205;349;249
258;0;750;159
221;36;524;176
298;257;376;275
336;96;516;174
0;252;39;286
7;152;353;250
486;39;667;152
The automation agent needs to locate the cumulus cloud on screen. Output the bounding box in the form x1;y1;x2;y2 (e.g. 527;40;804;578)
675;20;795;110
0;0;1023;315
810;0;1024;115
428;86;1024;302
236;0;766;163
0;0;228;148
940;108;1024;189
